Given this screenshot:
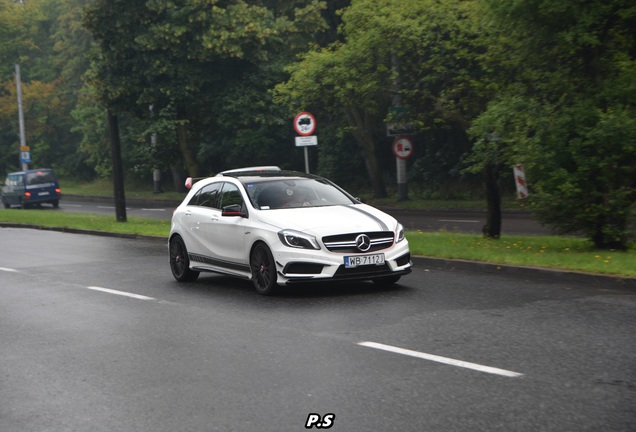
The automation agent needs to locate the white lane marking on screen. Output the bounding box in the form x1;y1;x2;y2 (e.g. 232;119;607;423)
141;208;166;212
358;341;523;378
87;286;155;301
438;219;480;223
0;267;19;273
62;204;83;207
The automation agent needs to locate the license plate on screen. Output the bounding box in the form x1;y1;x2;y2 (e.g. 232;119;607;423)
344;253;385;268
38;191;50;196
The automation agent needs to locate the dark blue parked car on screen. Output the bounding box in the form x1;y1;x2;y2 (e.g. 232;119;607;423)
1;169;61;209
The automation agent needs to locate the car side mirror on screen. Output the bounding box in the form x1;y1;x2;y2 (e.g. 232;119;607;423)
222;204;247;218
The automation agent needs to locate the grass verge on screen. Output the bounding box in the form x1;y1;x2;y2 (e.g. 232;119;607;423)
1;209;633;278
61;178;186;201
0;209;170;238
407;231;634;278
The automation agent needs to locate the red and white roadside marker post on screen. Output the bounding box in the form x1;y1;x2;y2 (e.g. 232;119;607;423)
513;164;529;199
294;112;317;173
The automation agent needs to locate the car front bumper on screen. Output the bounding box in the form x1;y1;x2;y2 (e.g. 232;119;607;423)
272;240;413;285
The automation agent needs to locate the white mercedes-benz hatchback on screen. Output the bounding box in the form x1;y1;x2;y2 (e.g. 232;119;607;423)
169;168;412;294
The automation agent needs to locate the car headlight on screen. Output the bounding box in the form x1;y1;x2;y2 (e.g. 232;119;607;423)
278;229;320;250
396;223;405;243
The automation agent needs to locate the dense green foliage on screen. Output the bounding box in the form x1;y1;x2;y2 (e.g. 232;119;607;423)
83;0;331;181
0;0;634;248
467;0;636;248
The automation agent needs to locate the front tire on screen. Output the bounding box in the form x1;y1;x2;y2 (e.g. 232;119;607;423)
169;235;199;282
250;242;277;295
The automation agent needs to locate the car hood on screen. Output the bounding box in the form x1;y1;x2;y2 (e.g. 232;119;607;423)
255;204;399;234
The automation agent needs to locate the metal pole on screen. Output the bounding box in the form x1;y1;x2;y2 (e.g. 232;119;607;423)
304;147;310;174
15;64;28;171
396;157;408;200
149;105;162;193
151;133;162;193
391;53;408;201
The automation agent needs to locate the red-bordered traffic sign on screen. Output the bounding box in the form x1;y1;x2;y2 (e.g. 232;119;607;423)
392;136;413;159
294;112;316;136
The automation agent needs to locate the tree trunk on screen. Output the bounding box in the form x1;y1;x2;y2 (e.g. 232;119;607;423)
483;163;502;238
107;110;127;222
591;218;628;250
171;165;186;193
175;107;200;178
344;106;387;198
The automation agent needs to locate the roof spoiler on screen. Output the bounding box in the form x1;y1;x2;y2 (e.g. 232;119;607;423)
217;166;281;176
185;166;282;189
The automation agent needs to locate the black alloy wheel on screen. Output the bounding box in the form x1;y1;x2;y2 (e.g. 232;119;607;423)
169;235;200;282
250;242;277;295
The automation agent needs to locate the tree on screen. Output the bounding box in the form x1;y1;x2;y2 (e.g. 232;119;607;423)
0;0;93;179
468;0;636;248
83;0;328;180
275;0;490;198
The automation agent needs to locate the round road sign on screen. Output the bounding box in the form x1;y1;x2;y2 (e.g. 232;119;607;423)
294;112;316;136
392;136;413;159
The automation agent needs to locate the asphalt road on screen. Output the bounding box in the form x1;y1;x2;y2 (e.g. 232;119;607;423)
57;196;553;235
1;228;634;432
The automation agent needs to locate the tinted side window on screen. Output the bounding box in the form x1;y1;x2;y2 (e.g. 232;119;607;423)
197;183;222;209
219;183;244;209
8;174;24;186
187;190;201;206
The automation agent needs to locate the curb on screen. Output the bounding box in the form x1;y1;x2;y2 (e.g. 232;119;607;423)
0;222;165;242
2;222;635;291
413;256;636;290
63;194;181;208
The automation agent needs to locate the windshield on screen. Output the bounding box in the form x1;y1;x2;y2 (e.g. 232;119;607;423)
243;178;356;210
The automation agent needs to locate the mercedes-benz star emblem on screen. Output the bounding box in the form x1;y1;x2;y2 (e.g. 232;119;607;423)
355;234;371;252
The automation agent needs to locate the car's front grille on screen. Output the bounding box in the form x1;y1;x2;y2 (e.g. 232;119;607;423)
333;263;392;277
283;262;324;275
322;231;394;253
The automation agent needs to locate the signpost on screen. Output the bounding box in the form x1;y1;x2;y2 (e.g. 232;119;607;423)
392;136;413;160
294;112;317;173
16;65;28;170
391;136;413;200
20;146;31;164
386;106;415;137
